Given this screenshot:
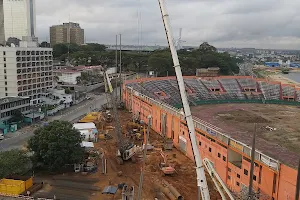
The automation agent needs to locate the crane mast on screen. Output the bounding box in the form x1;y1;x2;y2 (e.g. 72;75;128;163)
104;72;123;147
157;0;211;199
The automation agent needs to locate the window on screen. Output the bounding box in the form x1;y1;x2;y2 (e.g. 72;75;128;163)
228;175;231;180
209;147;212;152
253;175;257;181
5;93;7;96
218;153;221;158
228;168;231;172
4;64;6;68
4;69;6;74
237;174;240;179
3;57;6;61
223;156;226;161
236;182;240;186
5;87;7;91
199;141;202;146
4;75;7;79
244;169;248;176
3;51;5;56
5;81;7;85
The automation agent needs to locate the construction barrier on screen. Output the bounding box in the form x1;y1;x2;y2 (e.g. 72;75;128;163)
0;177;33;196
0;179;26;195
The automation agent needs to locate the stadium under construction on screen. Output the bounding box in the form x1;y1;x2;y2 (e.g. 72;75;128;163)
123;76;299;200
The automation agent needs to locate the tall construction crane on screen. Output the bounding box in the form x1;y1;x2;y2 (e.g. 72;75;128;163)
104;72;138;165
157;0;211;200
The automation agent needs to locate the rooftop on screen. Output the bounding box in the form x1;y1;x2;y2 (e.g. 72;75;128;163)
0;97;30;105
73;122;96;130
191;103;300;168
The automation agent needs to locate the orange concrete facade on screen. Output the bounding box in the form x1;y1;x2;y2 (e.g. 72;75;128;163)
123;77;299;200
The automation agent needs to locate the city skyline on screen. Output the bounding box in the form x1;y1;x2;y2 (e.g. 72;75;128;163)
35;0;300;50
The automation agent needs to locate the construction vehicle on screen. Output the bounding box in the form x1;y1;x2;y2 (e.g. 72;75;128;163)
126;121;145;141
104;71;137;165
158;0;210;199
159;150;176;176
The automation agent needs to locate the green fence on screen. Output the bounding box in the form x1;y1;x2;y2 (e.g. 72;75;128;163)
173;99;300;109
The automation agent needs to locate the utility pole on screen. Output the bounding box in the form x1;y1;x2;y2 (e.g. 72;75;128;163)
248;123;257;200
296;159;300;200
137;115;152;200
119;34;122;102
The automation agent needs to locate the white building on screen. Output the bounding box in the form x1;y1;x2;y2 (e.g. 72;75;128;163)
73;122;98;142
40;88;72;107
2;0;36;40
54;69;81;85
0;40;53;104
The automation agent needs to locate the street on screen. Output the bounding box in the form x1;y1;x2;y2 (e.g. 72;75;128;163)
0;89;118;152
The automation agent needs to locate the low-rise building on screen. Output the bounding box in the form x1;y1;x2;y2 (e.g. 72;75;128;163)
73;122;98;142
40;89;73;108
53;69;81;84
0;97;31;123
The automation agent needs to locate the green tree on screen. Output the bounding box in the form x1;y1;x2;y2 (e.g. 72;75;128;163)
28;120;85;171
10;109;24;122
0;150;31;178
65;88;71;94
198;42;217;53
53;44;69;58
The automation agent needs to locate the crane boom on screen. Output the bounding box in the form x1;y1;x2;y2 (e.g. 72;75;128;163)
157;0;211;199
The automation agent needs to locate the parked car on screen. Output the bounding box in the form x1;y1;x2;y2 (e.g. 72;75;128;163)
0;133;4;140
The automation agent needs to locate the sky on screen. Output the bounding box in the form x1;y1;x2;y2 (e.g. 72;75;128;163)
36;0;300;49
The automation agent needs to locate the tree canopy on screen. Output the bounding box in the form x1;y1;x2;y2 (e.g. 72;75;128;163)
28;120;85;171
9;109;24;123
53;42;240;76
0;150;31;178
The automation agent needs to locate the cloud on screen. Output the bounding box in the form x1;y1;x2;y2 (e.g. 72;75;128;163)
36;0;300;49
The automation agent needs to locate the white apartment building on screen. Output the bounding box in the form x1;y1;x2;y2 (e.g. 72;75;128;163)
2;0;36;40
0;41;53;104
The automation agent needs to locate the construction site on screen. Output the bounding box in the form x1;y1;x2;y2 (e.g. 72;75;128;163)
0;109;223;200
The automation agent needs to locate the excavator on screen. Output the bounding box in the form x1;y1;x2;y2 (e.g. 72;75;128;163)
104;71;138;165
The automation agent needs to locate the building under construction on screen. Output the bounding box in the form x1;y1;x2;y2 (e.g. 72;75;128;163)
123;76;300;200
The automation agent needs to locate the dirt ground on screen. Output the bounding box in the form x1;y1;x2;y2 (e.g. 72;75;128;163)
89;110;221;200
33;109;221;200
191;103;300;167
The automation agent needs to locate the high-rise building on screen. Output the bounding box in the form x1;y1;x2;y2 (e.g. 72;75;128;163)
50;22;84;46
0;39;53;105
0;0;36;42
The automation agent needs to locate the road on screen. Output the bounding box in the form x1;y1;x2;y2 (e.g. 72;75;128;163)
0;89;119;152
